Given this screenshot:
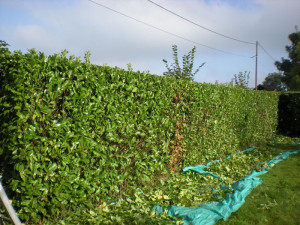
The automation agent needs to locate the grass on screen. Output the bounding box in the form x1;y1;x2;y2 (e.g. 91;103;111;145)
216;144;300;225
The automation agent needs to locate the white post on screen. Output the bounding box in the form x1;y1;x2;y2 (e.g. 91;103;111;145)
0;182;22;225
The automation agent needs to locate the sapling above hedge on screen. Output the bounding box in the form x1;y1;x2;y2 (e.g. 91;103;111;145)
0;42;279;223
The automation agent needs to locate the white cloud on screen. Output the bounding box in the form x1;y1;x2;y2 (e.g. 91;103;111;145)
1;0;300;86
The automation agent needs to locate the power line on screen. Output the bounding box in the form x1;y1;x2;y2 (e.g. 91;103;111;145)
257;60;277;72
146;0;256;45
85;0;251;57
258;42;277;62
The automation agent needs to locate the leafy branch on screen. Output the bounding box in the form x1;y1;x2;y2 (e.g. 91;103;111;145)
163;45;205;81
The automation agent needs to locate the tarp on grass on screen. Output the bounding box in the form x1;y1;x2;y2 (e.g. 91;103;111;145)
182;147;256;179
155;149;300;225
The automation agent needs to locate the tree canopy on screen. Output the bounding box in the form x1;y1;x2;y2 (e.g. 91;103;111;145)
261;72;285;91
275;31;300;91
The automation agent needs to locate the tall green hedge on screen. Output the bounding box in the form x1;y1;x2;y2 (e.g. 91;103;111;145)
0;45;279;222
277;92;300;137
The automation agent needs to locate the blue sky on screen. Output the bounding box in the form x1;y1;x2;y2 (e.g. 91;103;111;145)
1;0;300;87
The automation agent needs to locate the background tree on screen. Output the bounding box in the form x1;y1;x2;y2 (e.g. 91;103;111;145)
0;40;9;52
231;71;250;89
261;72;286;91
163;45;205;81
275;30;300;91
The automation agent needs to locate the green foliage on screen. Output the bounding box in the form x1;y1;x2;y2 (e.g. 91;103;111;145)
262;72;286;91
277;92;300;137
231;71;250;89
38;143;300;225
275;31;300;91
163;45;205;81
0;40;9;52
0;44;180;223
0;43;280;223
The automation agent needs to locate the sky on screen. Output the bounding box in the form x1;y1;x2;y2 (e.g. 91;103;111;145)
1;0;300;87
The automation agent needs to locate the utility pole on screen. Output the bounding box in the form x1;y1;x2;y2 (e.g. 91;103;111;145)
255;41;258;90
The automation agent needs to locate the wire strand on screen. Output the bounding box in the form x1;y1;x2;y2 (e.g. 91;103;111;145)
85;0;251;57
146;0;256;45
258;42;277;62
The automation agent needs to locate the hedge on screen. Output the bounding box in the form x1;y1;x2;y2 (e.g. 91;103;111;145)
277;92;300;137
0;44;279;222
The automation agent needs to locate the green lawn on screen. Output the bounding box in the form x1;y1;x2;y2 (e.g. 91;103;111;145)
216;144;300;225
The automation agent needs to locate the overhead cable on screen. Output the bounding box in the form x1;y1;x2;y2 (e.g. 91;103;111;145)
257;60;277;72
146;0;256;45
85;0;250;57
258;42;277;62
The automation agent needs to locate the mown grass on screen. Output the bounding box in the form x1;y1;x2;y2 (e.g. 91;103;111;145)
216;144;300;225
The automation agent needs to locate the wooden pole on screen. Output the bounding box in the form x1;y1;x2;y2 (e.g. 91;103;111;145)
255;41;258;90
